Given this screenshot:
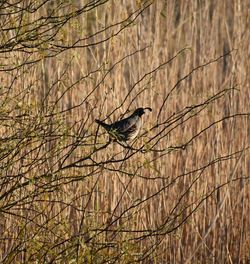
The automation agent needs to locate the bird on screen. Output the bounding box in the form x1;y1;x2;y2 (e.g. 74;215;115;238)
95;107;152;141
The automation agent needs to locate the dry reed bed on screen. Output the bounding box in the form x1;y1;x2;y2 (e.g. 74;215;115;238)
0;0;249;263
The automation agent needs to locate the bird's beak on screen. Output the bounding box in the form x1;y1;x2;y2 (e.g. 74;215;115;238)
144;107;152;112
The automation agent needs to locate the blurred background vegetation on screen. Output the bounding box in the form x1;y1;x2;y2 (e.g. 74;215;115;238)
0;0;249;263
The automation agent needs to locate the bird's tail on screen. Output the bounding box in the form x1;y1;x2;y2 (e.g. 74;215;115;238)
95;119;110;131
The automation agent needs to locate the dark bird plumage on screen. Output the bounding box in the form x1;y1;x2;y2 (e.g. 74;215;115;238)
95;107;152;141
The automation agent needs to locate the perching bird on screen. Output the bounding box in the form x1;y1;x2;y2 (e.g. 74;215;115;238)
95;107;152;141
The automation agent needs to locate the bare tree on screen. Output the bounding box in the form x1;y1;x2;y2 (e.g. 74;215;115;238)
0;1;249;263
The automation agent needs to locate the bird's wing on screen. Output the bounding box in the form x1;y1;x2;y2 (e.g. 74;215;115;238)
112;115;140;133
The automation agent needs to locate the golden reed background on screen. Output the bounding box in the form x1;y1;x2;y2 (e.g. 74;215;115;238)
0;0;249;263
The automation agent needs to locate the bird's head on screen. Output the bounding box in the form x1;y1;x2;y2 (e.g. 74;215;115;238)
134;107;152;117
